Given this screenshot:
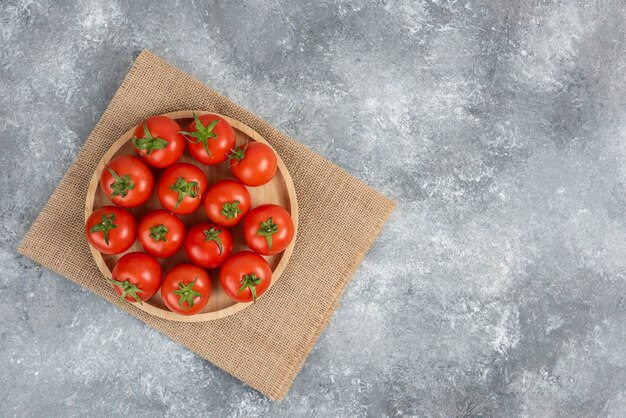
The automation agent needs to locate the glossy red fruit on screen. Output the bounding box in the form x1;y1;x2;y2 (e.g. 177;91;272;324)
219;251;272;303
132;116;186;168
85;206;137;255
203;179;251;227
99;155;154;208
228;142;277;187
243;204;294;255
111;252;163;303
181;113;236;165
138;210;186;258
161;264;211;315
157;162;208;215
184;222;233;268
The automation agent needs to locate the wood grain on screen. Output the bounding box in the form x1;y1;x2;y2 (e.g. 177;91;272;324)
85;111;298;322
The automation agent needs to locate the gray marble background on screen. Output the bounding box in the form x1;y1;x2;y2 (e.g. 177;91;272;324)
1;0;625;416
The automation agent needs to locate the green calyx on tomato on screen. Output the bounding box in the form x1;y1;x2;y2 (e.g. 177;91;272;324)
150;224;169;242
257;217;278;251
169;177;200;212
105;164;135;198
133;122;169;155
238;273;262;303
203;227;223;255
89;213;118;245
173;278;202;309
227;142;248;164
110;279;144;304
180;113;219;157
221;201;242;220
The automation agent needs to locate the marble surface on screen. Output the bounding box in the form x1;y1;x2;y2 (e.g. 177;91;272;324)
1;0;626;416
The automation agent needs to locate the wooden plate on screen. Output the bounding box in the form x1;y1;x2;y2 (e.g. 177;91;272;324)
85;111;298;322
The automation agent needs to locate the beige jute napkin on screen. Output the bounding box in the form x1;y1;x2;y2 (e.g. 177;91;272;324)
18;50;395;400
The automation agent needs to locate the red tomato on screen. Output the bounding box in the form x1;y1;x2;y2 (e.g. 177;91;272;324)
243;204;294;255
99;155;154;208
219;251;271;303
161;264;211;315
228;142;277;187
157;162;208;215
85;206;137;255
181;113;236;165
111;252;163;303
203;180;251;227
138;210;186;258
132;116;185;168
184;222;233;268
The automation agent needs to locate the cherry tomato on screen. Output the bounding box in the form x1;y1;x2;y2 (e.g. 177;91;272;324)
99;155;154;208
138;210;186;258
111;252;162;303
219;251;272;303
161;264;211;315
184;222;233;268
157;162;208;215
181;113;236;165
203;180;251;227
228;142;277;187
132;116;186;168
85;206;137;255
243;204;294;255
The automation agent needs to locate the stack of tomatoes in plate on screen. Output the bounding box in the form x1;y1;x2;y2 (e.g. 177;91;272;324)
85;114;294;316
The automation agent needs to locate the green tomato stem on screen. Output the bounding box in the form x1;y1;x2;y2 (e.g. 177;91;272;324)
238;273;262;303
150;224;168;242
109;279;144;304
179;113;219;157
227;142;249;165
89;213;118;245
203;227;223;255
105;164;135;198
173;278;202;309
221;201;242;220
257;217;278;251
132;121;169;155
169;177;200;212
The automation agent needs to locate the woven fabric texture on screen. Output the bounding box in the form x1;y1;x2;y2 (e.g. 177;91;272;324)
17;50;395;400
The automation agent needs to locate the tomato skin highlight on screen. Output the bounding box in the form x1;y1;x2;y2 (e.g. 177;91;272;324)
99;155;154;208
161;264;211;315
229;142;277;187
157;162;208;215
219;251;272;303
138;210;186;258
85;206;137;255
111;252;163;302
184;114;236;165
132;116;186;168
184;222;233;268
243;204;294;255
203;180;251;227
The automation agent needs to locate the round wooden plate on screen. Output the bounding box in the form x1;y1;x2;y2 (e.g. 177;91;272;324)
85;110;298;322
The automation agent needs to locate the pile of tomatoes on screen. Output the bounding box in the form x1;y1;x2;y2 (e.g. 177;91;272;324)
85;114;295;316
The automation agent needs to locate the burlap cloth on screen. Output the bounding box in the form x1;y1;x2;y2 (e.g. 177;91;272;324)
17;50;395;400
